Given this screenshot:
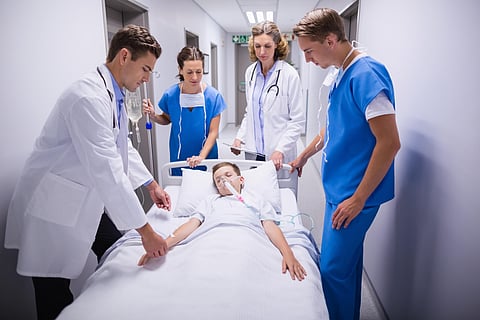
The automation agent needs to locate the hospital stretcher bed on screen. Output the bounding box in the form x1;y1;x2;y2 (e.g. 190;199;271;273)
57;160;328;319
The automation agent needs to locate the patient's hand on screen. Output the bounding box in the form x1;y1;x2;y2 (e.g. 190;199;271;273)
138;253;151;266
282;254;307;281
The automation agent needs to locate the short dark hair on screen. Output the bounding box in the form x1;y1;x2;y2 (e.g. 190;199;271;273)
106;24;161;62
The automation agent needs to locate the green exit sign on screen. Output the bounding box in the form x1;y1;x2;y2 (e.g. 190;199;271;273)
232;34;250;43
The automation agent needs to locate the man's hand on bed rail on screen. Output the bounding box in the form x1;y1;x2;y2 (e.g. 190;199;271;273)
289;133;325;177
288;157;307;177
136;223;168;266
145;180;171;210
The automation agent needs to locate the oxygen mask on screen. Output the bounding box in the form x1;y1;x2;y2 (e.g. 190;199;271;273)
219;176;243;200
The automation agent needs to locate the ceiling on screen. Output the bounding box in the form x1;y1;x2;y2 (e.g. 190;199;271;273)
193;0;319;34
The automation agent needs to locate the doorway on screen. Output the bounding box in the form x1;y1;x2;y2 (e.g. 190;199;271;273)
341;1;358;41
185;30;199;48
210;43;218;89
235;44;251;126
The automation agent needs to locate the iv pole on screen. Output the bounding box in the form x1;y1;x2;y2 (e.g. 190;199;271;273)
143;82;154;174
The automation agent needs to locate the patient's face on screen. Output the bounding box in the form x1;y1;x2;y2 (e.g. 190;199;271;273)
213;166;244;196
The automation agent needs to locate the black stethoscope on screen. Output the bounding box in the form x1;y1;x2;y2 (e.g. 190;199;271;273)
249;64;281;97
97;67;116;128
97;67;114;102
267;70;281;97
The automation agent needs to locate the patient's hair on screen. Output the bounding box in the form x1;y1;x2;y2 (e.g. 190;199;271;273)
212;162;241;182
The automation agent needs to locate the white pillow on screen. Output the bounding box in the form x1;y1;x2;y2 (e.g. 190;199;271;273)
172;161;281;217
172;169;216;217
242;161;281;212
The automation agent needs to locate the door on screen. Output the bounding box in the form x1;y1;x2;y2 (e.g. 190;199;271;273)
210;43;218;89
235;44;251;126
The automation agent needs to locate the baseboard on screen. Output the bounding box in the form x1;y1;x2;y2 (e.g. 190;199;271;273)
362;268;390;320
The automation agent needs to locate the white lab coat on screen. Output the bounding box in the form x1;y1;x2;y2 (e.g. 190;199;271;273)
4;64;152;278
236;60;305;164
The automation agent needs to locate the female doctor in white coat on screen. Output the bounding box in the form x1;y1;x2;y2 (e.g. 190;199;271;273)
4;25;170;320
231;21;305;170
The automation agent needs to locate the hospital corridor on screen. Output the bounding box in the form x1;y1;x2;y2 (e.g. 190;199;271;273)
1;0;480;319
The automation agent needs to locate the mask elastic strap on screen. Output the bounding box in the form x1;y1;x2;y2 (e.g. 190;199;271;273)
177;111;182;160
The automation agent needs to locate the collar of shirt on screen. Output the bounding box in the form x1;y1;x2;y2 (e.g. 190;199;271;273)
107;68;125;108
253;60;279;102
254;60;278;82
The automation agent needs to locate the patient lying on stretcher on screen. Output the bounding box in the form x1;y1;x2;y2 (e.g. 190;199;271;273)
138;161;307;281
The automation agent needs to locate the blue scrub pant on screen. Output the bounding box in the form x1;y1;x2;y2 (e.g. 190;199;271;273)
320;202;379;320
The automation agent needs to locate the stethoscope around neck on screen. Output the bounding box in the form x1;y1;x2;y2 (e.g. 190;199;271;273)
97;67;116;129
249;63;281;97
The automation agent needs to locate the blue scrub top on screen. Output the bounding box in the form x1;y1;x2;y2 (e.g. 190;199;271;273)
159;83;227;175
323;56;395;206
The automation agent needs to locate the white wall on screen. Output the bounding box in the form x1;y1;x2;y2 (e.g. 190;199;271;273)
0;0;228;317
358;0;480;318
296;0;480;318
0;1;106;318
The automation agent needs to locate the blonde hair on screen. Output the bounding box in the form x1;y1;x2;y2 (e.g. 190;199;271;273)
248;21;289;62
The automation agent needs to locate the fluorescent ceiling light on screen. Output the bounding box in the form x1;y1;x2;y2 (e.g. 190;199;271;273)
246;11;256;24
266;11;273;21
256;11;264;22
245;10;274;24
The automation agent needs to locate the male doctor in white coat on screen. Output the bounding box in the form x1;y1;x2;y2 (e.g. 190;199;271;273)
4;25;170;320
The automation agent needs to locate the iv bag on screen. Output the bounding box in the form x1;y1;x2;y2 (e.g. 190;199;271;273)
125;88;142;123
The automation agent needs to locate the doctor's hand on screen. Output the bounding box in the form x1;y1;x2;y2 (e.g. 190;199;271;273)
136;223;168;266
146;180;171;211
270;151;284;171
230;139;242;155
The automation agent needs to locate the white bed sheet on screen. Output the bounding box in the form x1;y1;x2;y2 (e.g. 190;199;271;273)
58;186;328;320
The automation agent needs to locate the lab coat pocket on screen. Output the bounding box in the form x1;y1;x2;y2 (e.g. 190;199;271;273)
278;96;289;115
27;172;88;227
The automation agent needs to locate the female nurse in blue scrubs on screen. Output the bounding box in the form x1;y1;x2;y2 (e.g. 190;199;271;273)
143;46;227;175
